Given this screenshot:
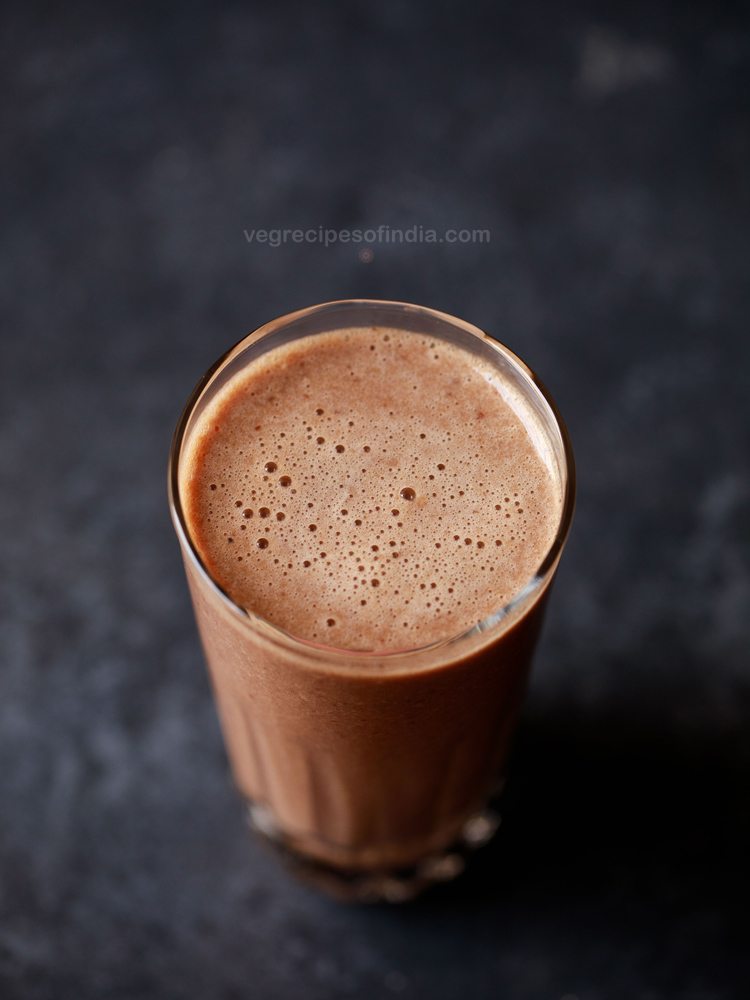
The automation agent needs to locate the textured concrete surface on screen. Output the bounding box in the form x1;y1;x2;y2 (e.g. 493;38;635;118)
1;2;749;998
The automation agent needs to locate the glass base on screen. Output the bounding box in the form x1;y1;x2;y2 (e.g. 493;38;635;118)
246;797;503;903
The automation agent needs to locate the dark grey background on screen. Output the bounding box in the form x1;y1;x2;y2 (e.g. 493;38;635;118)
2;2;749;998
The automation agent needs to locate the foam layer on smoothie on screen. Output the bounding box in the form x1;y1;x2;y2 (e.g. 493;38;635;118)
182;327;561;650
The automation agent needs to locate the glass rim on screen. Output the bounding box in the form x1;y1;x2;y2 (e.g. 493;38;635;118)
168;298;576;662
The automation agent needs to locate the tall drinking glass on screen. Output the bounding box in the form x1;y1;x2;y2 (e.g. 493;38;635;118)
168;300;575;901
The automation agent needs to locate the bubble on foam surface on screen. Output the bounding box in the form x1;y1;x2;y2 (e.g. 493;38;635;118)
183;327;561;650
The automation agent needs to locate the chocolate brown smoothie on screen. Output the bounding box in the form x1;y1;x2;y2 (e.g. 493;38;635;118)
175;316;568;875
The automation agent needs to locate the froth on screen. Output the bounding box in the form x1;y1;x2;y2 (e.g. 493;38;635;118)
182;327;562;651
